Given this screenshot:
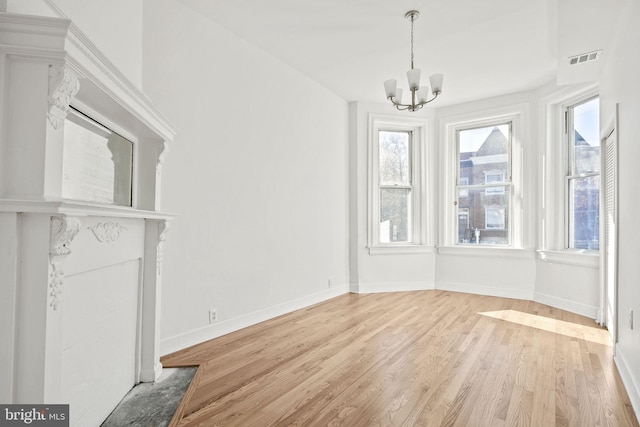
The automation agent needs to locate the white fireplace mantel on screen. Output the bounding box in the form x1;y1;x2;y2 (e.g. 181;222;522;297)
0;12;177;426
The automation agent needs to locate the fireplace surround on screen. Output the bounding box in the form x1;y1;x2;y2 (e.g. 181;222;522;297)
0;12;176;426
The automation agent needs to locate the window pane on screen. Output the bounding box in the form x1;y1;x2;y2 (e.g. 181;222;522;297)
379;188;411;243
379;131;410;185
572;97;600;174
569;176;600;250
457;187;509;245
458;124;510;185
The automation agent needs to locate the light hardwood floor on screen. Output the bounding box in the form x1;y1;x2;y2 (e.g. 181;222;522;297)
162;291;639;426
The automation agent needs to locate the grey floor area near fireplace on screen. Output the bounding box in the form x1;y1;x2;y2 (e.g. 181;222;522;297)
101;367;197;427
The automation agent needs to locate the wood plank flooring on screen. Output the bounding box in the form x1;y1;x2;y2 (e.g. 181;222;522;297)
161;291;639;426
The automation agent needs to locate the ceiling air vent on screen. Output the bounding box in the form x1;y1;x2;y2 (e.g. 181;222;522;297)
569;50;602;65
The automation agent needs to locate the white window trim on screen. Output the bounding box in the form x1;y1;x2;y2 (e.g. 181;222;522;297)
368;114;432;254
538;84;599;265
440;105;528;250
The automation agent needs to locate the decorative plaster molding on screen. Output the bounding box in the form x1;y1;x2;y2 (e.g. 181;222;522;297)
49;215;81;310
157;141;170;168
49;262;64;310
47;65;80;130
50;215;81;256
87;222;127;243
158;220;169;243
156;220;169;276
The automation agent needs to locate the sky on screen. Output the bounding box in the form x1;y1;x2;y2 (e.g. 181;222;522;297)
574;97;600;146
459;124;509;153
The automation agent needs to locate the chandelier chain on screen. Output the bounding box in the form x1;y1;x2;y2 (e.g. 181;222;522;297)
410;14;414;69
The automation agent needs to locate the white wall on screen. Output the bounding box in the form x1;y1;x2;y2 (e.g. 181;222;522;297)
600;0;640;415
534;260;599;316
5;0;143;87
141;0;350;354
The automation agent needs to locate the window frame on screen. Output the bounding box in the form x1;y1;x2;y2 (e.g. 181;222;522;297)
378;130;413;244
537;85;600;267
368;114;430;254
440;105;527;250
564;95;600;251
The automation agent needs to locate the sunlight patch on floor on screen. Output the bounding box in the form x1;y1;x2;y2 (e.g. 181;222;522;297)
479;309;612;346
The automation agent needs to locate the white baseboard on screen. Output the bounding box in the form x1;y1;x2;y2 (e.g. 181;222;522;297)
614;345;640;422
351;281;435;294
160;284;349;356
435;281;534;301
533;291;598;319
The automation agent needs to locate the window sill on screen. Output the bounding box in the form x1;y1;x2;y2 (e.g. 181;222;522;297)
368;245;436;256
437;246;533;259
536;250;599;268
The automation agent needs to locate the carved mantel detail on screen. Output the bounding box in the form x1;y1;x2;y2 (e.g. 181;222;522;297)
156;220;170;276
157;141;170;169
47;65;80;130
88;222;127;243
49;215;81;310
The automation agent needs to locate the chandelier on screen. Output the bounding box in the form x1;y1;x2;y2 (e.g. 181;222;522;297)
384;10;443;111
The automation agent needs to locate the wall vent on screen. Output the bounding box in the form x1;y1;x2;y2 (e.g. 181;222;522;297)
569;50;602;65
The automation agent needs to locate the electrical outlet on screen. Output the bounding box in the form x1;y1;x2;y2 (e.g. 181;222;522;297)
328;279;333;288
209;308;218;324
630;310;634;330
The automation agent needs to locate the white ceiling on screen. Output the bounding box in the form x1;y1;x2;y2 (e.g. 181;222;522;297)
175;0;618;107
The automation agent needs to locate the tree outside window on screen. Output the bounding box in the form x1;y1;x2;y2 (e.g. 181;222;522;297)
379;130;412;243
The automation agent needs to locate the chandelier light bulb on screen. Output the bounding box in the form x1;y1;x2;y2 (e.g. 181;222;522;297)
429;73;444;95
406;69;421;90
394;88;403;104
417;86;429;104
384;79;398;98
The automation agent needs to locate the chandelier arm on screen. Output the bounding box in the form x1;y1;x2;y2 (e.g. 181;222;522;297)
423;92;440;104
387;98;413;110
388;90;439;110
